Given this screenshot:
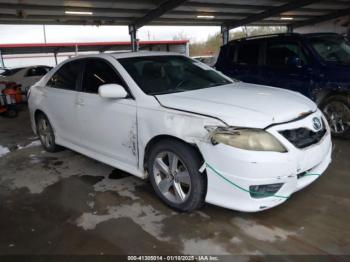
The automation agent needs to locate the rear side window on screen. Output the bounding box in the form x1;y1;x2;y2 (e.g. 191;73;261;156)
236;42;259;65
1;67;24;76
82;59;124;94
266;41;307;67
47;61;81;90
26;67;49;77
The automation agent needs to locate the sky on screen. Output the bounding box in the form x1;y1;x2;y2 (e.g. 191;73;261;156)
0;24;221;67
0;25;220;44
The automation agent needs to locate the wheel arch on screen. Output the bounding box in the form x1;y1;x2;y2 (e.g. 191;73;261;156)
34;109;46;124
143;135;204;168
143;134;208;192
315;89;350;105
34;109;56;134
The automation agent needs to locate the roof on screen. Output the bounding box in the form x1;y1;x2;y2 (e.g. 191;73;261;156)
0;40;189;55
110;51;183;59
226;32;344;43
24;51;186;67
0;0;349;30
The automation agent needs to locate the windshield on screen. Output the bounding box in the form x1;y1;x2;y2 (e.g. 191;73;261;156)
0;67;24;76
118;55;231;95
309;35;350;64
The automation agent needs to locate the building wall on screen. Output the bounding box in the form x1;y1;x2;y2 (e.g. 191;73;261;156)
2;43;189;68
295;15;350;36
145;43;189;55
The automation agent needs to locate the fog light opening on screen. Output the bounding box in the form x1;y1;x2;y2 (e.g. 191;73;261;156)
249;183;284;198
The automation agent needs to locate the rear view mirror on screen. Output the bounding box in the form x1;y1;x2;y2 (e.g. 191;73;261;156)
286;56;302;68
98;84;128;99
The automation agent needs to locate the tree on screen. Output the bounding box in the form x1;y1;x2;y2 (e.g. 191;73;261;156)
189;26;286;57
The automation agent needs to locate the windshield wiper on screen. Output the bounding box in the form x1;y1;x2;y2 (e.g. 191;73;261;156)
150;89;186;96
208;82;230;87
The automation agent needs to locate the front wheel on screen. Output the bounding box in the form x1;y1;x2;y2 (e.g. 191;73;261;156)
147;139;206;212
321;95;350;139
36;113;61;152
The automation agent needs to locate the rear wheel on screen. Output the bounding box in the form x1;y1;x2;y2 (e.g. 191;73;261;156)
36;113;61;152
5;108;18;118
321;95;350;139
147;139;206;212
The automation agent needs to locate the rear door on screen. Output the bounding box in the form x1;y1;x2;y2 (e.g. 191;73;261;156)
45;60;83;145
231;40;264;84
261;39;312;96
76;58;138;167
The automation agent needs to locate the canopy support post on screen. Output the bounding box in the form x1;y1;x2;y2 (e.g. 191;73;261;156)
129;24;138;52
221;25;229;45
0;50;4;68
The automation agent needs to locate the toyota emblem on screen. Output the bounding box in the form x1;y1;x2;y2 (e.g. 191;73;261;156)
312;117;322;130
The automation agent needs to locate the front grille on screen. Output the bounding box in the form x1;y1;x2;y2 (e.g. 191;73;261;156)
279;127;326;149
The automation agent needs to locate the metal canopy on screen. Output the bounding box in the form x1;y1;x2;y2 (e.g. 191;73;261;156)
0;0;350;51
0;0;348;28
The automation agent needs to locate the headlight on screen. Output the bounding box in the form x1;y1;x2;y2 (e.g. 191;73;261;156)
206;126;287;152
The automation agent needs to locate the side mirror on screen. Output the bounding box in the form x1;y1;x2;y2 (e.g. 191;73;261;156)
98;84;128;99
286;55;302;68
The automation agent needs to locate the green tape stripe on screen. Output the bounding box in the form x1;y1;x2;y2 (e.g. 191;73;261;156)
303;174;321;177
205;162;289;199
205;163;322;200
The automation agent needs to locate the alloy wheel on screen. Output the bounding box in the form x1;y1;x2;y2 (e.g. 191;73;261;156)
38;118;54;148
323;101;350;135
153;151;191;204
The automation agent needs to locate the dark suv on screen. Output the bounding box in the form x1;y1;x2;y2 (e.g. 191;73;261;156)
216;33;350;138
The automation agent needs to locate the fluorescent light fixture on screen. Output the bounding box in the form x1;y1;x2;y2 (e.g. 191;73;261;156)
65;11;93;15
280;17;294;20
197;15;215;19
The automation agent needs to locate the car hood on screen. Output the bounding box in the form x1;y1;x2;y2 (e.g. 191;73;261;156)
155;82;317;128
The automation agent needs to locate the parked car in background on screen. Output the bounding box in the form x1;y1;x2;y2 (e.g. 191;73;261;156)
216;33;350;138
192;55;217;67
28;52;331;212
0;66;52;93
0;68;8;75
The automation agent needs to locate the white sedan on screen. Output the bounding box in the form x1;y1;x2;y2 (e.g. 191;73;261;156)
28;52;332;212
0;66;51;92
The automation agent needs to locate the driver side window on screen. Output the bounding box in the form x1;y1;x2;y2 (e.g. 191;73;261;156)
266;41;308;67
82;59;125;94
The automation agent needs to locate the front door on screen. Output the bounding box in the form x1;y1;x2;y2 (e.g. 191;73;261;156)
231;41;264;85
261;40;313;97
76;58;138;167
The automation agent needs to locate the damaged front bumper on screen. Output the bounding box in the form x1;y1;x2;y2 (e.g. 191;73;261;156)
197;111;332;212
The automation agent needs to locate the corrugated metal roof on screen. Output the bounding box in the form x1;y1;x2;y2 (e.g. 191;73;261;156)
0;0;348;29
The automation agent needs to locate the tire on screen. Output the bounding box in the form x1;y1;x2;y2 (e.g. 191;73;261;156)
5;108;18;118
320;95;350;139
36;113;61;152
147;138;206;212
